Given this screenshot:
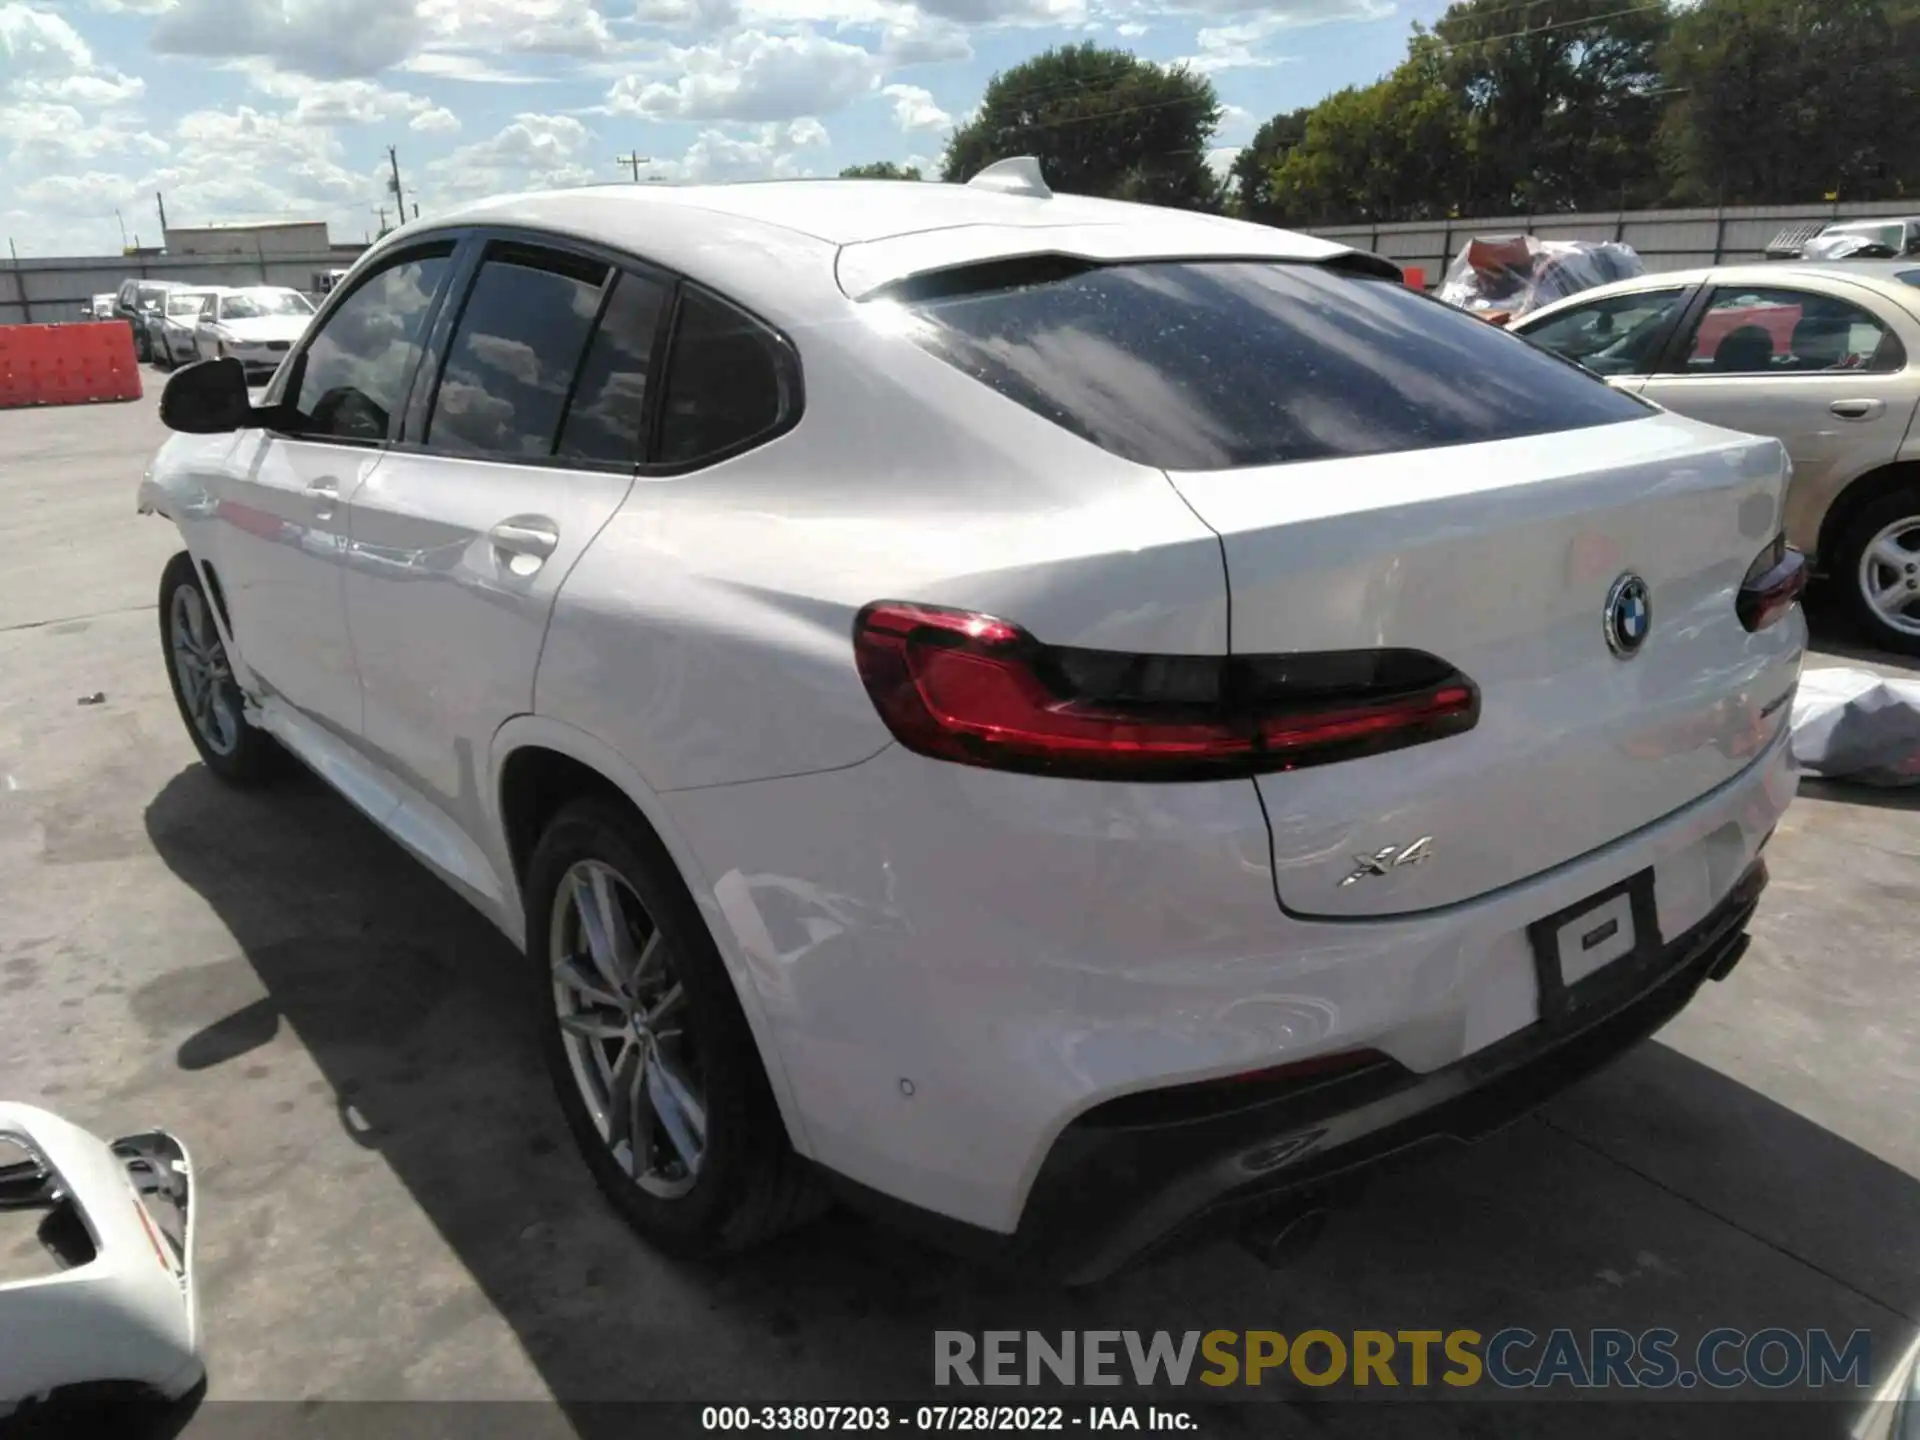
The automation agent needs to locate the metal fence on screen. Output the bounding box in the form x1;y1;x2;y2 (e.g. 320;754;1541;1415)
1;249;366;326
9;196;1917;322
1301;198;1920;288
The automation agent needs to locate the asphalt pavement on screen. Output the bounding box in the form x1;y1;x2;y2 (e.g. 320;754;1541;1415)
0;381;1914;1438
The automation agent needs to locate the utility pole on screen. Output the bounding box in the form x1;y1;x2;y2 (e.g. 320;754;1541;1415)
616;152;652;183
115;210;128;252
373;205;390;236
155;191;169;242
387;145;407;227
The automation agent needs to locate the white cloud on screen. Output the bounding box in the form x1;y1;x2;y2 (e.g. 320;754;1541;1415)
913;0;1082;25
410;104;460;132
1216;102;1254;138
0;4;89;79
879;13;971;65
245;69;454;128
425;111;599;201
1181;14;1304;71
151;0;425;80
882;81;948;133
638;0;743;25
418;0;615;57
1205;145;1239;183
397;51;546;83
642;119;831;184
1115;20;1147;33
604;30;879;123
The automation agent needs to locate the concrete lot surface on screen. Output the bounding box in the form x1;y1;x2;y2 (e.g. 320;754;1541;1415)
0;381;1915;1438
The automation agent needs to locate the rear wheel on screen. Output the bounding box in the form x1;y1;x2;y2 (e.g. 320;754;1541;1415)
158;552;280;785
524;800;821;1256
1838;486;1920;656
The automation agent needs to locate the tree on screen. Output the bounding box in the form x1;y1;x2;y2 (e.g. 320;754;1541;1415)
840;162;923;180
1230;108;1310;223
941;43;1221;210
1429;0;1674;213
1264;40;1469;225
1659;0;1920;204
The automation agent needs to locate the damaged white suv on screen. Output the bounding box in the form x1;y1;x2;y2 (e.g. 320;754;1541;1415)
139;168;1806;1281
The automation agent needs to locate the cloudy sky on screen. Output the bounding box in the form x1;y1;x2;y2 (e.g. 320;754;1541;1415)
1;0;1447;256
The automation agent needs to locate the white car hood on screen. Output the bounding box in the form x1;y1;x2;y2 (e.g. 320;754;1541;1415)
217;315;310;344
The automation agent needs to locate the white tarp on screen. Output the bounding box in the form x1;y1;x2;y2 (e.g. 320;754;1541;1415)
1788;667;1920;787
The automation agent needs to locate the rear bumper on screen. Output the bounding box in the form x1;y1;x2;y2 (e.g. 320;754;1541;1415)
975;858;1766;1283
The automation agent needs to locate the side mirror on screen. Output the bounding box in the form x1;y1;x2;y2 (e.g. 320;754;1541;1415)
160;357;253;434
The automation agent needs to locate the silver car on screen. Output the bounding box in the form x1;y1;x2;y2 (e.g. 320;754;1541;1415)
1515;262;1920;652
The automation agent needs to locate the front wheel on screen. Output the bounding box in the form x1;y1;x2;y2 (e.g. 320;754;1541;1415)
524;800;822;1257
158;552;281;785
1837;486;1920;656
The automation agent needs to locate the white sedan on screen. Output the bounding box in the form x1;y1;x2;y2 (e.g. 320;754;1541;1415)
1514;261;1920;652
136;162;1805;1281
194;286;316;381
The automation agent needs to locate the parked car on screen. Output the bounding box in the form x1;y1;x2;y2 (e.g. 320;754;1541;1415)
153;288;222;369
1803;217;1920;262
1514;261;1920;653
87;293;116;320
137;171;1805;1282
194;286;316;381
112;279;184;362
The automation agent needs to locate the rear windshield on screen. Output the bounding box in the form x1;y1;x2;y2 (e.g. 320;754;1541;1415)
894;260;1650;471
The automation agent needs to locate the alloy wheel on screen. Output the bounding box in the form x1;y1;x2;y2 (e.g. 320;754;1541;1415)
168;582;240;757
1856;516;1920;639
549;860;707;1199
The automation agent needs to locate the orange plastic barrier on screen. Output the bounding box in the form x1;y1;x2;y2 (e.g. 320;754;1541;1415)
0;321;143;410
1403;265;1427;291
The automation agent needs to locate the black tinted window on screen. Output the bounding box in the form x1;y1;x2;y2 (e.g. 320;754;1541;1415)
427;247;608;459
657;289;794;466
557;269;670;466
292;247;452;442
898;260;1650;471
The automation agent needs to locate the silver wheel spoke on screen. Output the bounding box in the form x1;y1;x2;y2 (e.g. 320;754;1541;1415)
647;1046;707;1166
553;954;623;1010
607;1041;651;1175
1871;537;1912;571
645;980;684;1026
558;1008;627;1042
571;868;631;997
1872;576;1909;610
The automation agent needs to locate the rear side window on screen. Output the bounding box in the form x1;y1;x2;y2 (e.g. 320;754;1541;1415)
426;246;609;460
557;269;671;466
657;289;798;467
290;245;453;443
894;260;1650;471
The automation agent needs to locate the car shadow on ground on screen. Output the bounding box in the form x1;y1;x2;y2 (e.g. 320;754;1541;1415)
139;764;1916;1440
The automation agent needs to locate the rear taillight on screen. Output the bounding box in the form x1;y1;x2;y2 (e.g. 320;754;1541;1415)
851;601;1479;781
1737;535;1807;632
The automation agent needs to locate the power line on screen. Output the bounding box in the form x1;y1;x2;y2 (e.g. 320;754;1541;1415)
616;151;652;182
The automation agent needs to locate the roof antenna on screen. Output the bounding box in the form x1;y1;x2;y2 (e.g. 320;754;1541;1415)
966;156;1052;199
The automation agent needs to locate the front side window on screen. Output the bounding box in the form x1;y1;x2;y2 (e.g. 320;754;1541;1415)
424;246;609;460
656;289;797;466
893;259;1650;472
1519;289;1689;376
288;245;453;443
1673;287;1905;376
167;292;210;317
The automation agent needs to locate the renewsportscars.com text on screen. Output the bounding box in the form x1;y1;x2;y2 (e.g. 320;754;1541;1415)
934;1328;1875;1391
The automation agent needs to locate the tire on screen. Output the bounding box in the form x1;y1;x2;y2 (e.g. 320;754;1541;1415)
525;799;822;1257
158;552;281;785
1835;485;1920;656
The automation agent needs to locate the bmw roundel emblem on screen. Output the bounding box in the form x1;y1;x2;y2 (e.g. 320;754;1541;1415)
1604;573;1652;658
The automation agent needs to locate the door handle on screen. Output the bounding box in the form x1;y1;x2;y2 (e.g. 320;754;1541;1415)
1830;399;1884;420
489;519;559;561
307;479;339;519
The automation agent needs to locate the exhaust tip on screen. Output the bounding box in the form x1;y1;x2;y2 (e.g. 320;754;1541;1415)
1237;1204;1329;1270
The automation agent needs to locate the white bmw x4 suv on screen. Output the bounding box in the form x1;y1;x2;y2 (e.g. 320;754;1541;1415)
139;165;1808;1282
